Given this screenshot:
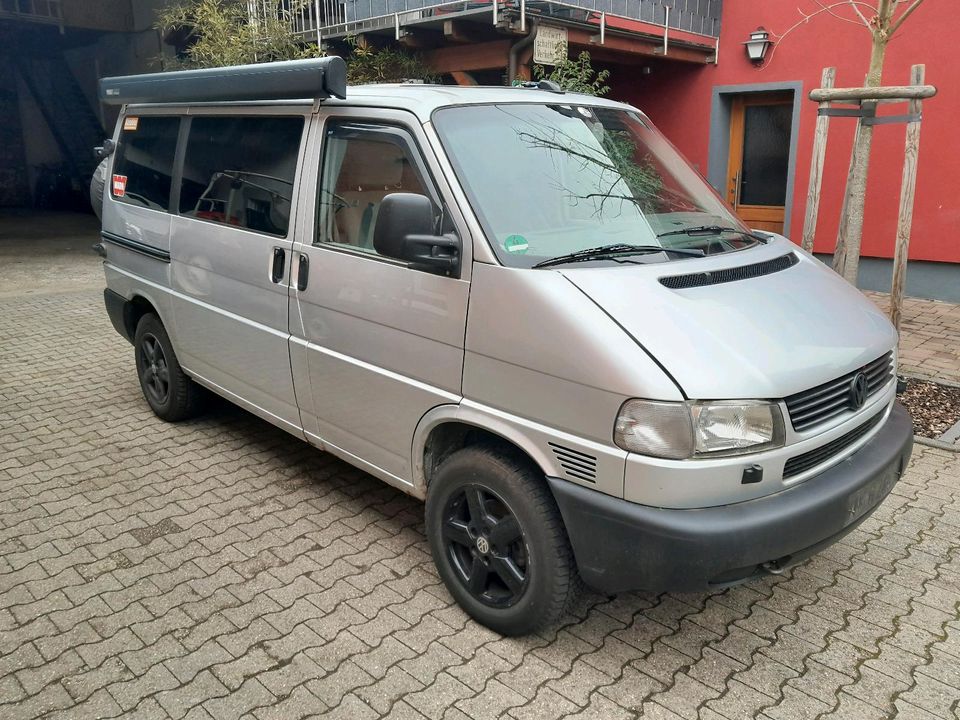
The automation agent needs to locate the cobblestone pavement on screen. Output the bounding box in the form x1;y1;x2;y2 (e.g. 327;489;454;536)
2;216;960;719
866;291;960;386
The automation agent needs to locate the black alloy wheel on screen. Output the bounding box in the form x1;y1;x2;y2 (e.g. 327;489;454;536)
138;332;170;406
441;484;529;608
425;445;579;635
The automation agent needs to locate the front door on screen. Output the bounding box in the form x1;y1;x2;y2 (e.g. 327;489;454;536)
726;93;793;233
288;110;471;488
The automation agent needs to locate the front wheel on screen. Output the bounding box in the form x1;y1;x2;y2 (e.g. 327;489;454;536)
425;445;579;635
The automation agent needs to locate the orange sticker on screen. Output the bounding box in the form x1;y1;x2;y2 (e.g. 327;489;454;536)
123;116;139;131
112;174;127;197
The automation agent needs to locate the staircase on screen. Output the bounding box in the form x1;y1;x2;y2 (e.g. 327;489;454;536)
14;50;105;185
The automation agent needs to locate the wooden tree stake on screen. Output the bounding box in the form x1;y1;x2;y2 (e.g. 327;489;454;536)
890;64;926;333
802;67;836;253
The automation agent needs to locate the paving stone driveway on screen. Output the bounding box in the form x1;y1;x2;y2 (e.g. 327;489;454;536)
2;219;960;720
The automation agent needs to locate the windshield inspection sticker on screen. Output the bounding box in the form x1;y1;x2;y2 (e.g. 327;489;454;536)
123;116;139;131
112;174;127;197
503;235;529;254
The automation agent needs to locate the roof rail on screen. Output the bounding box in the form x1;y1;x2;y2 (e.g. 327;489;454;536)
513;80;565;95
99;57;347;106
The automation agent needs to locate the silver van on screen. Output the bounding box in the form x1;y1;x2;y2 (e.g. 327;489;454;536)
95;58;913;635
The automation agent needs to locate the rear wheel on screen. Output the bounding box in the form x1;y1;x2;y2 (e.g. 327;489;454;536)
134;313;205;422
425;445;578;635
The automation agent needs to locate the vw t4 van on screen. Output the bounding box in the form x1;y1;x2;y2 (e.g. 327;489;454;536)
95;57;913;635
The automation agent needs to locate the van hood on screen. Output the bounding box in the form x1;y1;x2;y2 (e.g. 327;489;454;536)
560;240;898;400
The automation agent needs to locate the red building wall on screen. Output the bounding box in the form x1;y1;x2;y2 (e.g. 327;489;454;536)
613;0;959;264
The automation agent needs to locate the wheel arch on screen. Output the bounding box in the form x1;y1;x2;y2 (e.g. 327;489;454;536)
412;404;558;498
124;294;160;341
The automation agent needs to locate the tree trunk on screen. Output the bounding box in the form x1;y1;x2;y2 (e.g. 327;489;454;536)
831;4;893;284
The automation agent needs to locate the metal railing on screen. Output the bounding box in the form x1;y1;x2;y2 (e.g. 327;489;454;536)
277;0;720;44
0;0;63;28
247;0;347;43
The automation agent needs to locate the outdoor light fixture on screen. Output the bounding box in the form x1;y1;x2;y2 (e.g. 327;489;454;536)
744;27;772;63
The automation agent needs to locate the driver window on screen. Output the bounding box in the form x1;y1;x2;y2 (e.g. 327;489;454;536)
317;122;429;254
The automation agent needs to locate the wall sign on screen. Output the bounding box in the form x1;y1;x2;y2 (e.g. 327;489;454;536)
533;25;568;66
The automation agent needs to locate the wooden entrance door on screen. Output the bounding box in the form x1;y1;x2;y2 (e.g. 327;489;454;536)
726;93;794;233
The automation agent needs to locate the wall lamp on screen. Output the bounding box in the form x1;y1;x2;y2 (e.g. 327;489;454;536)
744;27;772;63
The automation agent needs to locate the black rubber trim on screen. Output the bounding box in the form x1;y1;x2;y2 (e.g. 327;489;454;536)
103;288;133;343
547;403;913;594
658;253;799;290
101;231;171;263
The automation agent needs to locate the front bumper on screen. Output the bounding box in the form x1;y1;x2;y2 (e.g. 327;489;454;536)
548;402;913;594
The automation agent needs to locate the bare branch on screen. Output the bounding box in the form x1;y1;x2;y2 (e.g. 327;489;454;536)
813;0;869;27
848;0;872;26
764;2;875;66
888;0;926;36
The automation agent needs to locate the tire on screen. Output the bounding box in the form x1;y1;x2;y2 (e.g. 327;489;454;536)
425;445;579;636
134;313;205;422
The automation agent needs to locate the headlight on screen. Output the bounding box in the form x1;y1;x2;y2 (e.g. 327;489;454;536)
614;399;784;459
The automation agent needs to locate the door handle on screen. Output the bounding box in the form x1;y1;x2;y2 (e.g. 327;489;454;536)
271;247;285;283
731;171;742;209
297;253;309;292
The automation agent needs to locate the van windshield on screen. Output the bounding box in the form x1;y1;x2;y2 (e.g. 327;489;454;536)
432;103;759;268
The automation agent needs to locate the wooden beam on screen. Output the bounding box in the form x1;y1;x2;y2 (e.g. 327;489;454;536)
450;71;478;86
566;28;711;64
425;40;512;74
890;65;927;333
398;28;442;50
801;67;836;253
515;46;533;81
810;85;937;102
443;20;490;44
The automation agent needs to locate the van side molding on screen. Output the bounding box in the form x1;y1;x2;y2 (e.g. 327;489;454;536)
101;231;171;263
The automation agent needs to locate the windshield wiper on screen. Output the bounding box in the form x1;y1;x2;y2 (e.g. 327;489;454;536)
657;225;767;242
532;243;704;269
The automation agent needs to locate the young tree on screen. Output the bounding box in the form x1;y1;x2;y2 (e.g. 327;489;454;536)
156;0;321;68
532;48;610;97
343;37;435;85
155;0;432;83
775;0;929;284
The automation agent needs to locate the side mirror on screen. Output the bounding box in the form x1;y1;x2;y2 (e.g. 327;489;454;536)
94;138;116;161
373;193;461;275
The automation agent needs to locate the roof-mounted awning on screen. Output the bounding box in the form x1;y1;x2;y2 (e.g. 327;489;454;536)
99;56;347;106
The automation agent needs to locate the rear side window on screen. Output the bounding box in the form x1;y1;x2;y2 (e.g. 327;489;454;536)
179;116;304;236
111;116;179;211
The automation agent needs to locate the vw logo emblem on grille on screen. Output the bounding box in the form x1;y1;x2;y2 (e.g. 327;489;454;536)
849;372;869;410
476;537;490;554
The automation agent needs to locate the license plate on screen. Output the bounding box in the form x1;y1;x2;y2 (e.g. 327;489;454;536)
845;464;899;526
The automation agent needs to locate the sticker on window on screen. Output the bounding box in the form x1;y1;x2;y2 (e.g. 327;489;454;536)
503;234;529;254
123;116;139;131
112;174;128;197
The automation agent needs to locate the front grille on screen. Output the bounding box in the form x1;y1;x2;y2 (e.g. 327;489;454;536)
658;253;798;290
549;443;597;483
785;352;893;432
783;411;884;478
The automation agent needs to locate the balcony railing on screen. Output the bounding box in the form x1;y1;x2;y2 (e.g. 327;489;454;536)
255;0;720;45
0;0;63;28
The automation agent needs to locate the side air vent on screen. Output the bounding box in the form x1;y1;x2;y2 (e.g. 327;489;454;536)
659;253;799;290
549;443;597;484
